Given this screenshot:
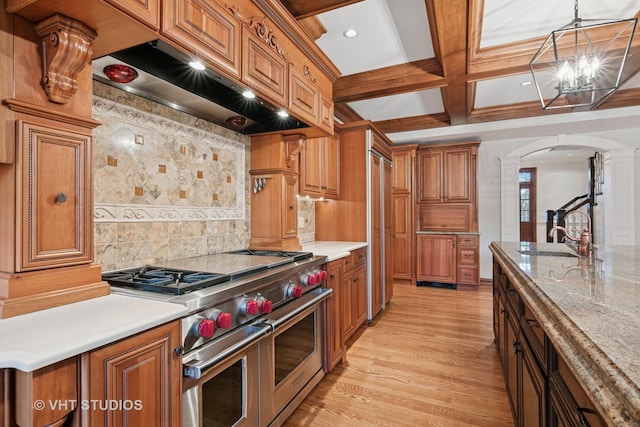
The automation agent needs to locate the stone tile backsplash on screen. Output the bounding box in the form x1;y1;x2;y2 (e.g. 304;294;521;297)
92;82;251;270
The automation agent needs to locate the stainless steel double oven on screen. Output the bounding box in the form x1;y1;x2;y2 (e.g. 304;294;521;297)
182;288;330;427
103;251;332;427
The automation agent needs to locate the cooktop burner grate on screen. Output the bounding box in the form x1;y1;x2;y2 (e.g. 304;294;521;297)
102;266;229;295
226;249;313;262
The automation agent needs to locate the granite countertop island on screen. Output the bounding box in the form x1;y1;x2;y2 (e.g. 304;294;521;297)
490;241;640;426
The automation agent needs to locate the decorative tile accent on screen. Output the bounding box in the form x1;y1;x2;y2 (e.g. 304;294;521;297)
212;193;218;201
107;156;118;167
213;153;218;161
134;134;144;145
93;95;247;222
135;187;144;196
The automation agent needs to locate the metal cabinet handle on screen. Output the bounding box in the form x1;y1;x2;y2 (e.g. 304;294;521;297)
330;273;335;279
512;340;521;354
525;319;540;328
577;407;596;427
55;192;67;203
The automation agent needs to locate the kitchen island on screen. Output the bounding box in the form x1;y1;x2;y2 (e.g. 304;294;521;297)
490;241;640;426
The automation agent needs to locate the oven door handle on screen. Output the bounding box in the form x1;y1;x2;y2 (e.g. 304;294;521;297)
260;287;333;330
183;323;271;379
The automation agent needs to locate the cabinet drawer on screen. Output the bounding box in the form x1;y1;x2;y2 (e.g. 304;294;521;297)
457;266;478;285
521;303;546;372
350;247;367;267
457;235;478;247
458;248;477;265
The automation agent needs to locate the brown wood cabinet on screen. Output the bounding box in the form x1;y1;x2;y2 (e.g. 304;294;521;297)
391;145;417;281
299;136;339;199
250;172;300;250
417;142;479;232
107;0;160;30
242;26;288;106
162;0;242;79
15;357;77;427
383;159;393;303
493;258;606;427
416;234;456;284
456;234;479;286
342;247;367;341
324;259;344;372
81;321;182;427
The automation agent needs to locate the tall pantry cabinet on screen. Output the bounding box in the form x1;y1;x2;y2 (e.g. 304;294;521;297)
315;121;393;321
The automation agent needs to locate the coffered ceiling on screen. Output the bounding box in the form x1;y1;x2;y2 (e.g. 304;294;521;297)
280;0;640;144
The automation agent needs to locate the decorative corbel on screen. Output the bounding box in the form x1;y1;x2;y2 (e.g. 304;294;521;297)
34;14;97;104
284;134;305;168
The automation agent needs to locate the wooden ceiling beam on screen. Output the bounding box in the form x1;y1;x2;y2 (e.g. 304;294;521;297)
333;59;444;103
429;0;468;126
333;102;363;124
374;113;450;134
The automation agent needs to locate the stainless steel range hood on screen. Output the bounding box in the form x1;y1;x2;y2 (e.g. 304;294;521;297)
91;40;309;134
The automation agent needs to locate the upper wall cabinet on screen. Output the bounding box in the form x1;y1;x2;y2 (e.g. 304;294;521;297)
417;142;479;232
162;0;242;78
299;136;339;199
418;146;473;203
242;26;288;106
106;0;160;30
289;65;319;127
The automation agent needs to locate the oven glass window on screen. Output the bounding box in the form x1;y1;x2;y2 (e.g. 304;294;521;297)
274;312;315;385
201;359;243;427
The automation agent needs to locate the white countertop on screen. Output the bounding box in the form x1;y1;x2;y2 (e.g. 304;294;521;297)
0;294;187;372
302;241;368;261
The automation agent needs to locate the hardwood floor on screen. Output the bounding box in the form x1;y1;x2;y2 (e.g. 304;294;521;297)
285;282;514;427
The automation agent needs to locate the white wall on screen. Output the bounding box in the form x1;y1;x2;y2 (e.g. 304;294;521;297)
477;129;640;279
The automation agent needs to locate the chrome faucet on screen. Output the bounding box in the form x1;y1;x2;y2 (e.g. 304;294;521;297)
548;210;592;257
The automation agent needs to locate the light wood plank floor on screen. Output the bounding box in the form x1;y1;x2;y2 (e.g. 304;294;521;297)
284;282;514;427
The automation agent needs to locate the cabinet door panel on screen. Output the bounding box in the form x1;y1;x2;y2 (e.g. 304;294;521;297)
323;137;340;199
444;149;471;202
283;174;298;238
417;150;442;202
416;234;456;283
319;92;334;134
83;321;181;427
392;149;412;193
325;260;343;371
289;66;318;126
392;194;412;280
107;0;160;29
299;137;322;197
243;29;287;106
19;121;91;270
162;0;241;78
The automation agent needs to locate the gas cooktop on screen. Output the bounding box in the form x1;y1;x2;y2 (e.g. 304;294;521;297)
102;266;229;295
102;250;315;295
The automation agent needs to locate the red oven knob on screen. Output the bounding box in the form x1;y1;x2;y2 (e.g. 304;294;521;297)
196;319;215;338
215;312;232;329
241;299;259;316
287;284;303;298
302;274;317;286
258;298;273;314
319;270;328;282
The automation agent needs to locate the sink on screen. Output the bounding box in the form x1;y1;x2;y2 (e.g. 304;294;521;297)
518;250;577;258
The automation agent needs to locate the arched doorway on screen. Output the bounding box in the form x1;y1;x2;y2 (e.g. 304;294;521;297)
499;135;633;245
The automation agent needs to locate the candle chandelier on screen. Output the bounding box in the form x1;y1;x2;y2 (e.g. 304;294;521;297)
529;0;637;109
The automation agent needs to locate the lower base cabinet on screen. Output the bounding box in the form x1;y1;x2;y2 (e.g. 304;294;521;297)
81;320;182;426
324;259;345;372
493;258;605;427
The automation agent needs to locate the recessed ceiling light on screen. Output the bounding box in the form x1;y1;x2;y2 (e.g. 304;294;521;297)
277;110;289;118
189;60;205;71
521;81;532;87
242;90;256;99
343;28;358;38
